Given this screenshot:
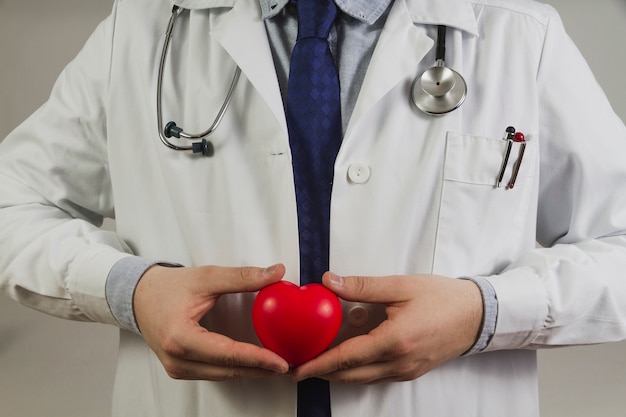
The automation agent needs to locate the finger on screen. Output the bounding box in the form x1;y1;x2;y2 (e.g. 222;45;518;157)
160;356;287;381
315;361;406;385
323;272;416;304
315;359;432;385
195;263;286;295
166;326;290;374
292;331;389;381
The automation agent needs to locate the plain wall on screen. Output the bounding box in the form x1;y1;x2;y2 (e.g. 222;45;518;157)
1;1;625;416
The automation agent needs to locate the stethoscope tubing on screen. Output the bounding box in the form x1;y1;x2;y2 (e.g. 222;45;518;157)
156;9;466;155
157;6;241;151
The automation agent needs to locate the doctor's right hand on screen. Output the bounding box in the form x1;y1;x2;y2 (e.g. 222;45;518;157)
133;264;290;381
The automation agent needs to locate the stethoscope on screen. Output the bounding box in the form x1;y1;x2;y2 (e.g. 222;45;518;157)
157;7;467;156
157;6;241;156
411;25;467;116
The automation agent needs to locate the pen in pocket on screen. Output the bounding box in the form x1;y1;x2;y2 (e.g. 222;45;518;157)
496;126;516;188
507;132;526;189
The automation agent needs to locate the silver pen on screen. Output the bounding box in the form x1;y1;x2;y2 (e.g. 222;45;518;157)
496;126;516;188
507;132;526;189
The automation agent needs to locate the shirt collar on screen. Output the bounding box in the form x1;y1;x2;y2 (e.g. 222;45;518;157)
259;0;393;25
172;0;479;36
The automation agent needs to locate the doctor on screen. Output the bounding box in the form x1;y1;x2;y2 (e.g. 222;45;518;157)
1;0;626;416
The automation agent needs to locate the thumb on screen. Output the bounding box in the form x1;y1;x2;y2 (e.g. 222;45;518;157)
322;272;409;304
204;263;286;295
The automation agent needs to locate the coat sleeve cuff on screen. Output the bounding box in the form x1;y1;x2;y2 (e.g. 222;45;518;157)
67;246;133;326
481;268;549;351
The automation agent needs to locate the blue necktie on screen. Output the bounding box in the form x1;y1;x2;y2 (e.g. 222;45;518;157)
285;0;341;416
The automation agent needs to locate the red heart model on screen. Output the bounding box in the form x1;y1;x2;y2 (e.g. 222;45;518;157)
252;281;342;366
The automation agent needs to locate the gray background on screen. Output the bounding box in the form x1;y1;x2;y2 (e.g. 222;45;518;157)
1;0;626;415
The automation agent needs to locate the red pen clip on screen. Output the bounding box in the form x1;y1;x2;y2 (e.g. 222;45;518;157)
507;132;526;189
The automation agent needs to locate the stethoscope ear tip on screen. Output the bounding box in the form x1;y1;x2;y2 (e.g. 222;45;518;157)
192;138;215;157
164;121;183;138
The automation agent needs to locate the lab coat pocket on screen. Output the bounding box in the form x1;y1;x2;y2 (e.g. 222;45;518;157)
432;131;537;278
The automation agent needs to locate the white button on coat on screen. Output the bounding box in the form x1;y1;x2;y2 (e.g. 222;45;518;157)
347;163;371;184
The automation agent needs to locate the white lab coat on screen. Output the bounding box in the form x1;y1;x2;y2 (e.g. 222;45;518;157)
1;0;626;415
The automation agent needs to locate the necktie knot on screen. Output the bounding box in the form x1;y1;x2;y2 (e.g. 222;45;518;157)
295;0;337;40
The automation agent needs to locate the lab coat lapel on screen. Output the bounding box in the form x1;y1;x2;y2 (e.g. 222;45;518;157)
210;0;288;134
345;0;479;138
405;0;479;34
345;0;433;138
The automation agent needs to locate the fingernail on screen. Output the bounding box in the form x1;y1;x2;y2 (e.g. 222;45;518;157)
263;264;280;277
328;272;344;288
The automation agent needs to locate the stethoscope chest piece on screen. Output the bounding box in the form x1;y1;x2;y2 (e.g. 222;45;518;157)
411;60;467;116
411;25;467;116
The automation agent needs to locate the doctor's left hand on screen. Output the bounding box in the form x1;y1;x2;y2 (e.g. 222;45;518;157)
291;273;483;384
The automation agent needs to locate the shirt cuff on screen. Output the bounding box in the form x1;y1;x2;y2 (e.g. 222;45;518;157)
461;276;498;355
105;256;182;334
